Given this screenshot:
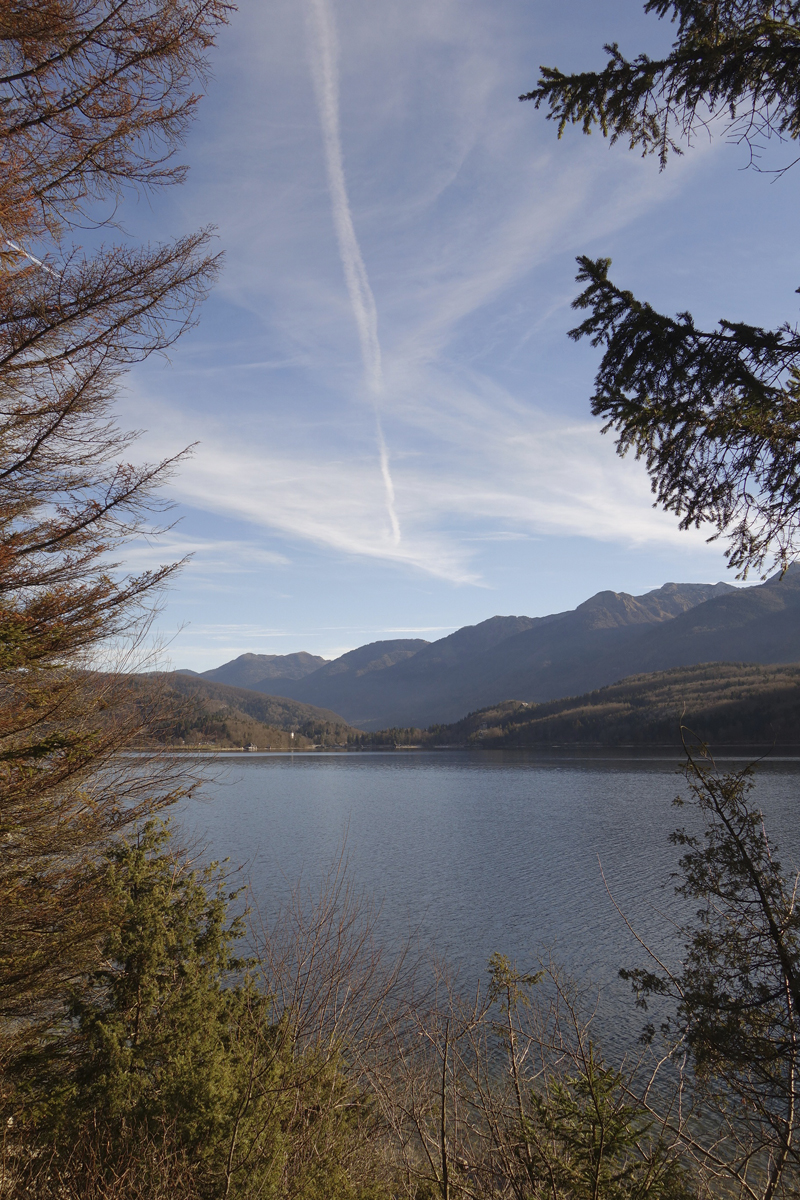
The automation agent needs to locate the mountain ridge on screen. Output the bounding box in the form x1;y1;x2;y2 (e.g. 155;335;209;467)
333;580;740;727
197;651;330;689
165;569;800;734
193;577;789;728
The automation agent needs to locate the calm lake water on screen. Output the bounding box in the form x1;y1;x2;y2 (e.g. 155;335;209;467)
176;749;800;1056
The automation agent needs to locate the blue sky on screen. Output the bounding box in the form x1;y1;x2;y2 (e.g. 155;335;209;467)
117;0;800;669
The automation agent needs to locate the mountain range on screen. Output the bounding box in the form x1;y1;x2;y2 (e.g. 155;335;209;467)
181;569;800;730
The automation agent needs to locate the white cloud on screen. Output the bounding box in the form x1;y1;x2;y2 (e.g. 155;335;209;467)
118;535;290;574
303;0;401;543
121;0;731;600
126;375;715;588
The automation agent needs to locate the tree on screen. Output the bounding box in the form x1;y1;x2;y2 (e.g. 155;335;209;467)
619;751;800;1200
525;18;800;1184
6;824;405;1200
13;823;255;1155
0;15;405;1199
371;952;691;1200
523;1;800;577
0;0;229;1072
0;0;231;243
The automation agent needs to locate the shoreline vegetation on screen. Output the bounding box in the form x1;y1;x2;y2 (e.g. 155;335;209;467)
141;661;800;754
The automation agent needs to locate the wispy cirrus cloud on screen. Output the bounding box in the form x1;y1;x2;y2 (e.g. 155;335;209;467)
122;0;742;655
127;368;717;589
119;534;290;574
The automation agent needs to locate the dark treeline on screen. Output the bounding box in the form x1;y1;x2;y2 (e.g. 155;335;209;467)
128;662;800;753
348;727;426;748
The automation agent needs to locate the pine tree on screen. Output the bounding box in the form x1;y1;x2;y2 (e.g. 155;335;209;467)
9;822;396;1200
524;1;800;577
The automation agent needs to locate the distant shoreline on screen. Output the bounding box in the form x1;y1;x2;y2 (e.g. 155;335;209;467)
146;743;800;760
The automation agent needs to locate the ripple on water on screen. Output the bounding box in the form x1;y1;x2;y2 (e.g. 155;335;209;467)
174;750;800;1058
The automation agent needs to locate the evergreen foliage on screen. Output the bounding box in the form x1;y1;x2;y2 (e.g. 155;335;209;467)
5;822;392;1199
523;1;800;171
521;1052;686;1200
68;823;251;1150
523;1;800;576
484;954;689;1200
620;752;800;1198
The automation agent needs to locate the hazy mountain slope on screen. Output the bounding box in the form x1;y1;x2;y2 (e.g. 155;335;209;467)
275;622;540;724
397;616;539;671
161;673;353;730
283;582;736;728
299;639;429;680
446;572;800;731
402;582;740;726
423;662;800;748
450;581;745;719
588;568;800;682
200;652;329;689
268;639;430;711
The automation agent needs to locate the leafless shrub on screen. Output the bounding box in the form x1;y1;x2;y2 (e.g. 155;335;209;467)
2;1117;204;1200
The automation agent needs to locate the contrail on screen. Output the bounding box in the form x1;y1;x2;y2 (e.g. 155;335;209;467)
2;236;54;274
304;0;401;545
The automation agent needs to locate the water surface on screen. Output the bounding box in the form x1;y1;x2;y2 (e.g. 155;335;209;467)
176;750;800;1054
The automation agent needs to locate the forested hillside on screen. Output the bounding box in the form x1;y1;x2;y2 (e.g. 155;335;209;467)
421;662;800;748
132;673;357;749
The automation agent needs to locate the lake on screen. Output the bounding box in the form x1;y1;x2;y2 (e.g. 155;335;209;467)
176;749;800;1057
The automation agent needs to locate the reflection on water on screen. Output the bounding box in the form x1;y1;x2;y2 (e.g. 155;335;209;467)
175;750;800;1056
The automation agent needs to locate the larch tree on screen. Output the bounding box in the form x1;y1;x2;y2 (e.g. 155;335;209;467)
0;0;230;1070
